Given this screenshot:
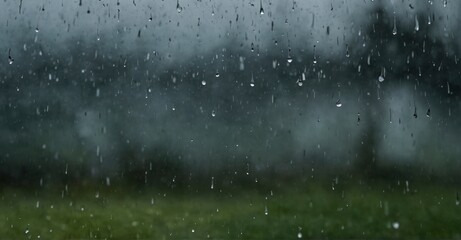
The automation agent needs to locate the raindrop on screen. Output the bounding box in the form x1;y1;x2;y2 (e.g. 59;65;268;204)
297;79;303;87
176;0;182;13
414;15;419;31
215;71;220;78
210;177;214;189
413;106;418;118
8;49;14;65
313;46;317;64
297;232;302;238
389;108;393;123
264;206;268;215
259;0;264;15
456;192;460;206
345;44;350;58
392;222;400;229
287;56;293;63
426;108;430;117
35;27;39;33
392;16;397;35
357;113;361;125
211;110;216;117
379;67;386;82
335;99;342;108
201;80;206;86
250;73;255;87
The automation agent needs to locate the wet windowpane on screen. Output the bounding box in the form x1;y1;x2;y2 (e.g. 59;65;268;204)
1;0;460;238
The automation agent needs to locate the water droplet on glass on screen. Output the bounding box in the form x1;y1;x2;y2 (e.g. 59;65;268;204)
414;15;419;31
287;57;293;63
201;80;206;86
392;222;400;229
211;110;216;117
297;79;303;87
8;49;14;64
378;75;385;82
259;0;264;15
35;27;39;33
215;72;220;78
176;0;182;13
264;206;268;215
335;99;342;108
392;17;397;35
297;232;302;238
426;108;430;117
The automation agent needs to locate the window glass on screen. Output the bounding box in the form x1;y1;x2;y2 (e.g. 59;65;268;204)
1;0;460;238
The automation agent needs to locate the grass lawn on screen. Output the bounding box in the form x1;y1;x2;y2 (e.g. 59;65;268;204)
0;181;460;239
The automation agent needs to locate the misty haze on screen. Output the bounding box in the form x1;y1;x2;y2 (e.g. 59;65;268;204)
0;0;460;239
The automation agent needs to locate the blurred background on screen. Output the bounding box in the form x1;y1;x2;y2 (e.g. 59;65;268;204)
0;0;460;238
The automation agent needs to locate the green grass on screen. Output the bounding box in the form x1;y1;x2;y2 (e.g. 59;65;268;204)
0;181;460;239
